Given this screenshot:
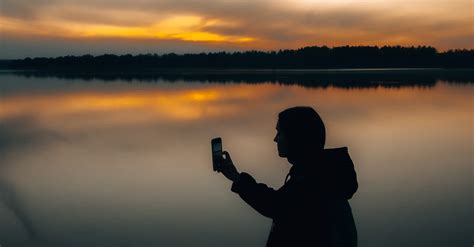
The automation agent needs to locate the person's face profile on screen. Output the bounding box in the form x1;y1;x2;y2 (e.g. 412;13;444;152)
274;121;289;157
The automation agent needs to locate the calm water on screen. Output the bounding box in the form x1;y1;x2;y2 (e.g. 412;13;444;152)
0;71;472;247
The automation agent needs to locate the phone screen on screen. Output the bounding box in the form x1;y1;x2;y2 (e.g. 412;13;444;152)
211;138;222;171
212;142;222;153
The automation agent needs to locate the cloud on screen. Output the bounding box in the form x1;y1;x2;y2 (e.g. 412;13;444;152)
0;0;472;58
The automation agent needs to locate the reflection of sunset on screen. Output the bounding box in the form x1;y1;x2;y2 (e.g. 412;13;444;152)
0;84;278;122
1;77;472;246
1;82;471;128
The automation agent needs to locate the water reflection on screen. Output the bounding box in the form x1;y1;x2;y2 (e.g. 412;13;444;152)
0;74;472;247
6;69;474;89
0;84;283;123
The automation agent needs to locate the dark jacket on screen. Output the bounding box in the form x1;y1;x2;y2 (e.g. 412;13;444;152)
231;147;358;247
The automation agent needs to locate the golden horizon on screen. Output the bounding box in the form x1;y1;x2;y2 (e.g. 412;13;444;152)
0;0;472;58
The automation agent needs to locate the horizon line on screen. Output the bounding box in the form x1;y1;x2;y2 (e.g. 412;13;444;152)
2;45;474;61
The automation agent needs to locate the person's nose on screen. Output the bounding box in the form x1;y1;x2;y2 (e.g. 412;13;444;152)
273;134;278;143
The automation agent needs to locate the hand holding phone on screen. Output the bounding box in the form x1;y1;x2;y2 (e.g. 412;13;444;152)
211;137;240;181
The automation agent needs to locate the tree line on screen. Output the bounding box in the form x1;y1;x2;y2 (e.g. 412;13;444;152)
4;45;474;70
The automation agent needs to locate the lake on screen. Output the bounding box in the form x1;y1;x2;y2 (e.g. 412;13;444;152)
0;70;472;247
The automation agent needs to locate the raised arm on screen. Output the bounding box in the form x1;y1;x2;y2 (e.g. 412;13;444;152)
230;172;277;218
217;151;278;219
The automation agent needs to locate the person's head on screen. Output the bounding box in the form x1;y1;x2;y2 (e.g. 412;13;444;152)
273;106;326;159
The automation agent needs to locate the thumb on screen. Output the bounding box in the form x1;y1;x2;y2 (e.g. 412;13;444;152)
222;151;230;159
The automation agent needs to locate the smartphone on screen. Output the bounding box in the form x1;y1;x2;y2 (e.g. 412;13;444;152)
211;137;223;171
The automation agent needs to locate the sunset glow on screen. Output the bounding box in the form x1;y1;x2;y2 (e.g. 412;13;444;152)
1;82;470;126
0;85;279;122
0;15;254;43
0;0;472;58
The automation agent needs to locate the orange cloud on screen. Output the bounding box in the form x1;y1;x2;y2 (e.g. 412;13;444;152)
0;0;472;58
0;15;255;43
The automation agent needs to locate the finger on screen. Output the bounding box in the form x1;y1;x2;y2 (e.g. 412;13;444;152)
222;151;231;160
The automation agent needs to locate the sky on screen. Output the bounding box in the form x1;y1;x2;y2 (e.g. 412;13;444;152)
0;0;473;59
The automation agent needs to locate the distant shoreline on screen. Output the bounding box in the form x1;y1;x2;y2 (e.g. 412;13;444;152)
3;68;472;89
1;46;473;70
2;67;472;73
0;67;456;72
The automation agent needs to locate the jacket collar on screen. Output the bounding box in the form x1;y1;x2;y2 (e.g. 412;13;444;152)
285;151;324;183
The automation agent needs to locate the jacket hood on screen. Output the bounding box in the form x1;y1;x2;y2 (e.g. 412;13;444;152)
287;147;358;199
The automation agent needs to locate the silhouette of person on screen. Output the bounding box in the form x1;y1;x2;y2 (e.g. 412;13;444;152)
217;106;358;247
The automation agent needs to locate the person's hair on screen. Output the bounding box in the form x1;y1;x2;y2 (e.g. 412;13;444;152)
278;106;326;155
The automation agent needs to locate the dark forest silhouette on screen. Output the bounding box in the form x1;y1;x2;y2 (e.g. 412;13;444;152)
2;46;473;70
7;69;473;89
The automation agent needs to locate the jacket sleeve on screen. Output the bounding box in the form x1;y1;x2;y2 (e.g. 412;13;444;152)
231;172;278;219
